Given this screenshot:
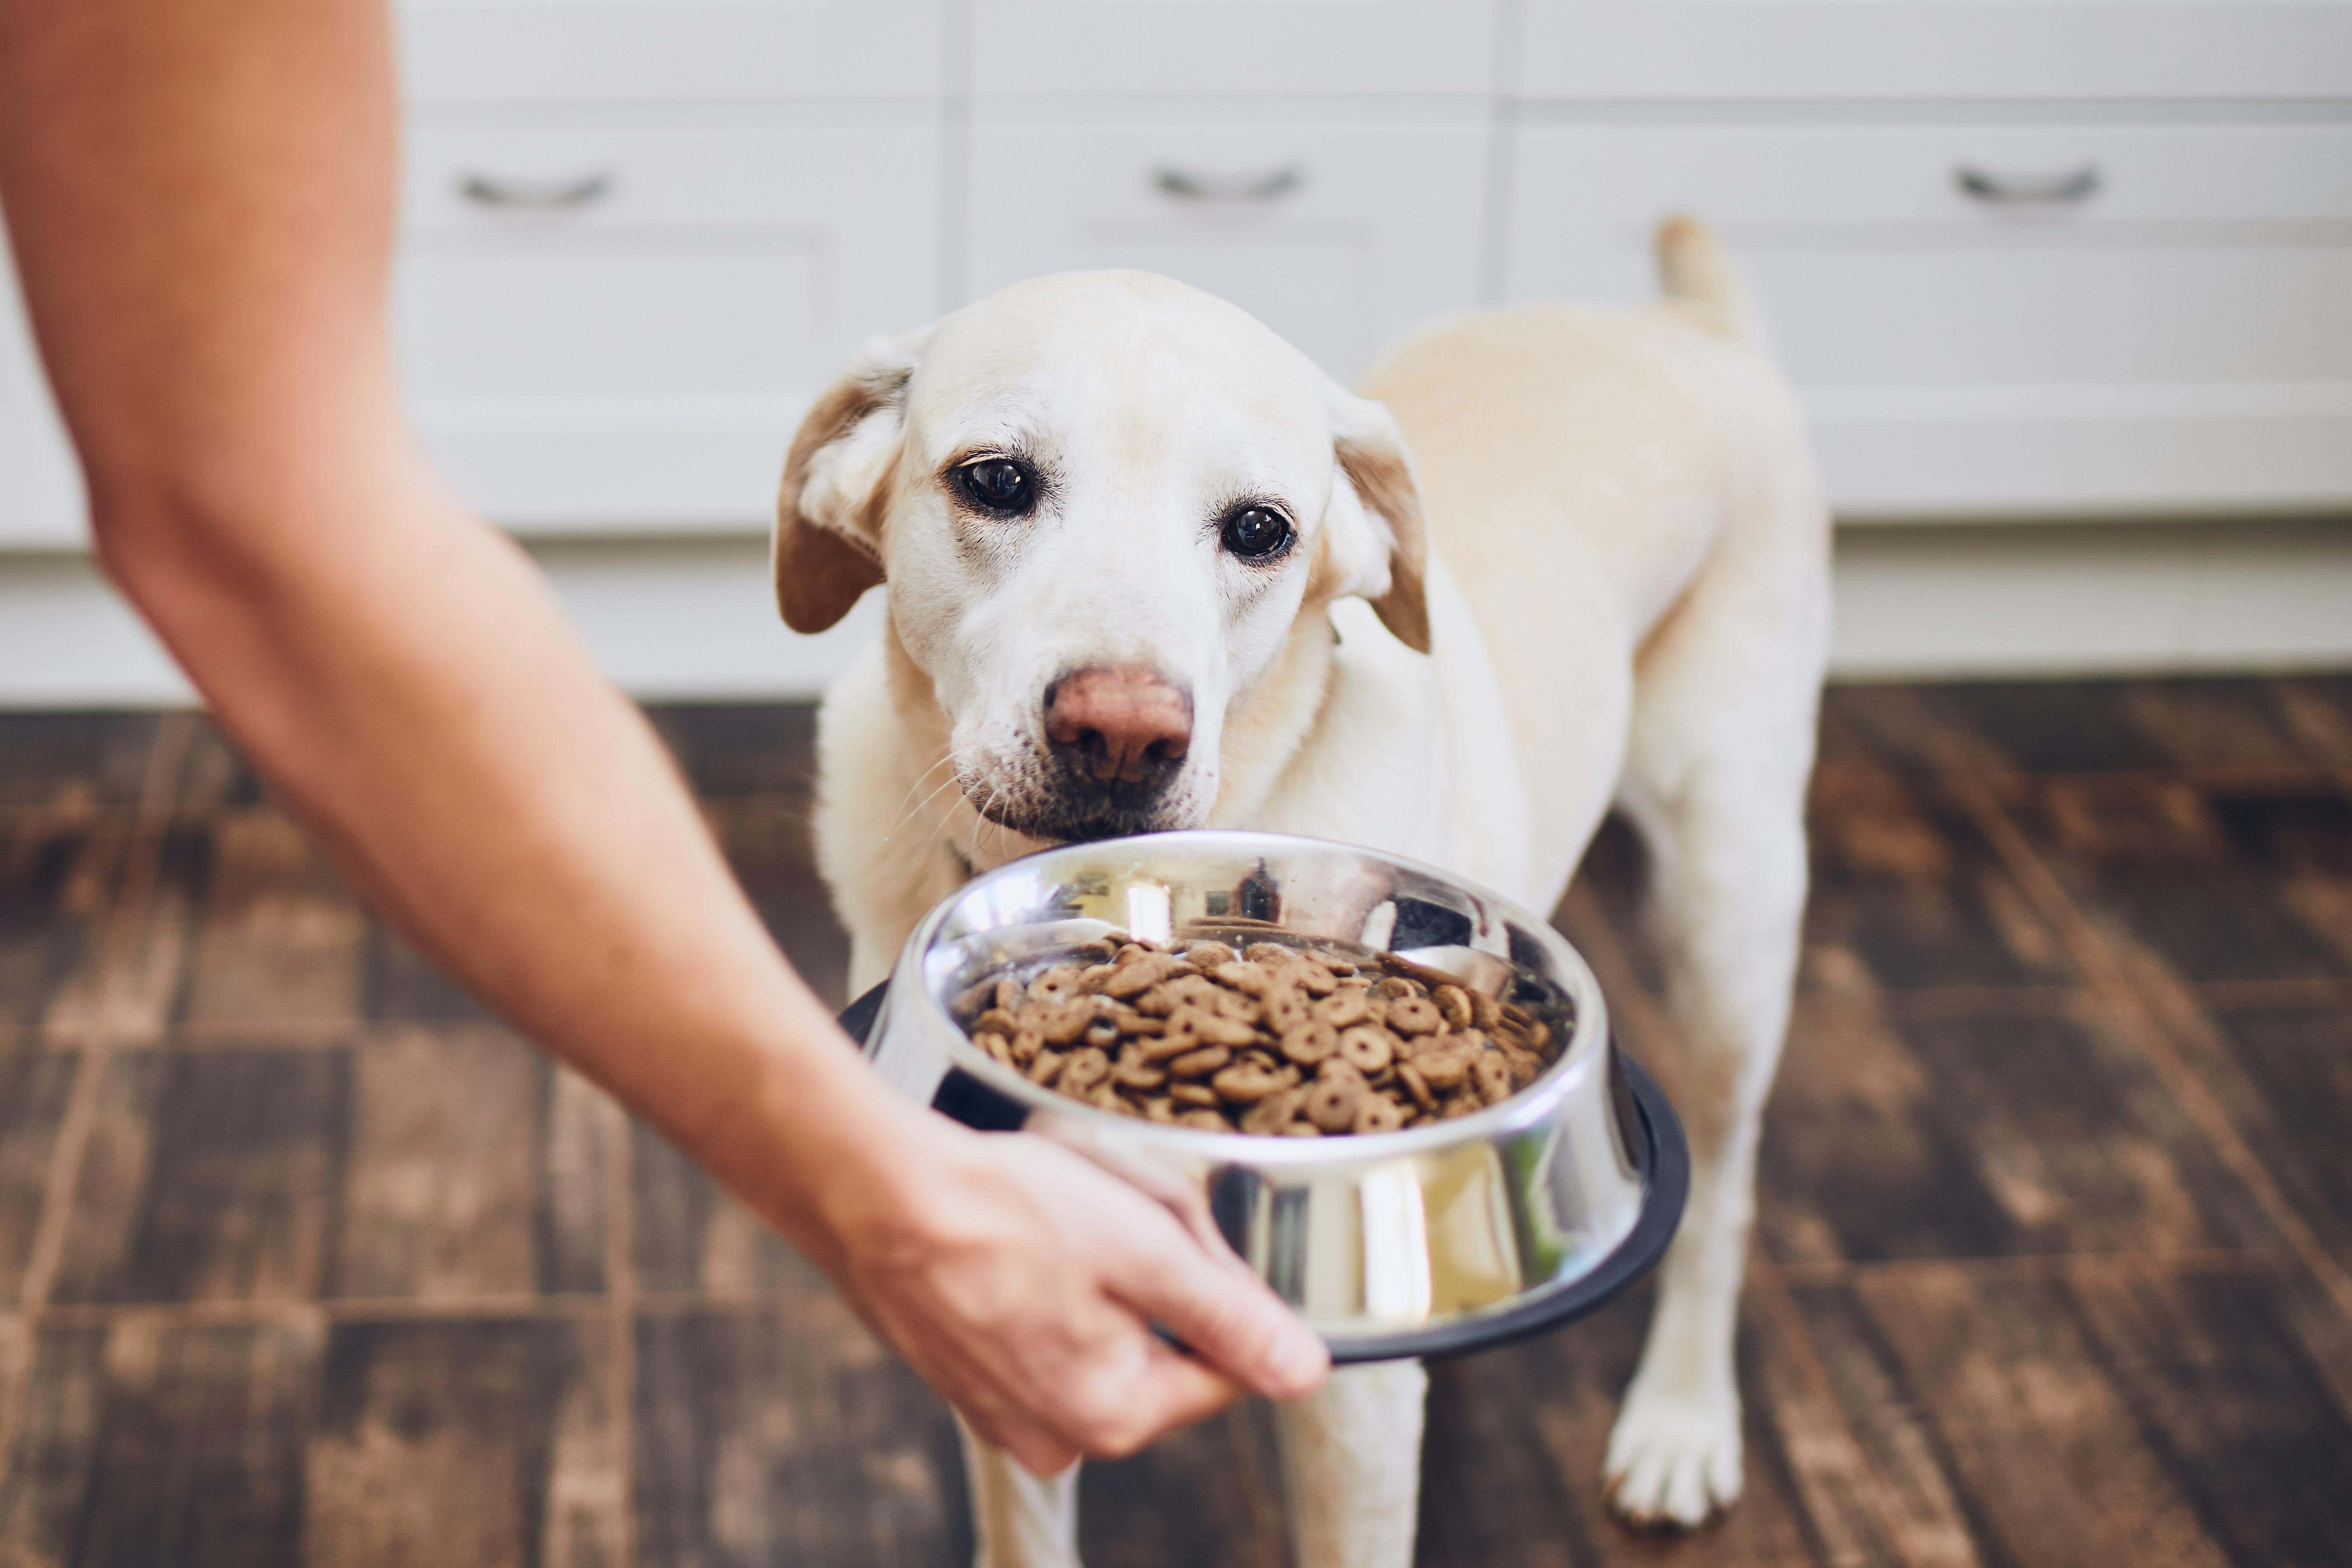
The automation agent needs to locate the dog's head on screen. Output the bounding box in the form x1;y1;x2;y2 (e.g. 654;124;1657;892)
774;271;1427;843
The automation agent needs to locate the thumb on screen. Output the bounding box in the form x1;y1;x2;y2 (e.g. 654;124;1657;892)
1105;1215;1329;1401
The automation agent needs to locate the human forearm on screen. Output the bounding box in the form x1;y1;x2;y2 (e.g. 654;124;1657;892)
95;444;918;1265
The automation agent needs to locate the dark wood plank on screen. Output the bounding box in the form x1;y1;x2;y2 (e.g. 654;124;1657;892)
706;801;850;1011
361;928;497;1025
0;822;136;1051
2065;1263;2352;1568
2195;1001;2352;1273
1761;991;2274;1267
305;1315;620;1568
0;1317;316;1568
647;703;821;802
50;1048;349;1306
0;1051;78;1304
175;811;368;1043
1077;1401;1287;1568
2001;776;2351;985
1822;1262;2352;1568
1419;1286;1869;1568
0;714;165;816
1804;770;2077;993
632;1125;824;1301
333;1027;609;1302
634;1305;959;1568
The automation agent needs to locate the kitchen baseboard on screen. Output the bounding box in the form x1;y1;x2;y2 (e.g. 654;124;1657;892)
1;519;2345;710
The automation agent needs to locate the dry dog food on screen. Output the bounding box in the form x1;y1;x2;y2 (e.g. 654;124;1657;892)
951;933;1563;1135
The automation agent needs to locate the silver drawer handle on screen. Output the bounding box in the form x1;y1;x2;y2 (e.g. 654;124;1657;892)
1152;164;1305;203
1955;163;2101;205
458;171;614;211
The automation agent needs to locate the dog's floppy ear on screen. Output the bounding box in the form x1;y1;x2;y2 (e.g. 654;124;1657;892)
1320;389;1432;655
774;330;928;634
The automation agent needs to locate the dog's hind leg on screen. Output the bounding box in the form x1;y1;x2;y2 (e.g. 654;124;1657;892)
1274;1359;1428;1568
959;1417;1083;1568
1601;430;1828;1529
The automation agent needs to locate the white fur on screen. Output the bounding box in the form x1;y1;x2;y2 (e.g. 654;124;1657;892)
785;222;1829;1560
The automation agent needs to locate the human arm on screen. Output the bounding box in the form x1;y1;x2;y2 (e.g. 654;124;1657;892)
0;0;1325;1470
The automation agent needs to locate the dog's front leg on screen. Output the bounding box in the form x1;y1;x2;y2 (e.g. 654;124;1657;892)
958;1416;1082;1568
1274;1359;1427;1568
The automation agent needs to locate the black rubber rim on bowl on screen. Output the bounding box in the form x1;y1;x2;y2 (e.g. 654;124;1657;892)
835;983;1688;1363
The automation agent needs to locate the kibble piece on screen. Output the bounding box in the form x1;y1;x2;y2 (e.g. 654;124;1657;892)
974;1031;1014;1067
1278;1020;1339;1067
1084;1019;1121;1050
1305;1077;1362;1133
1354;1095;1407;1135
1415;1047;1475;1092
1183;940;1237;969
1027;1050;1064;1087
1316;989;1370;1029
1113;1047;1168;1091
1471;1054;1513;1106
1211;1061;1287;1104
1060;1047;1111;1093
1385;995;1442;1035
1240;1086;1308;1135
1177;1107;1233;1132
1170;1081;1221;1109
973;1007;1020;1038
1396;1061;1437;1112
1029;965;1086;1005
1102;954;1180;999
1338;1025;1397;1076
1262;987;1313;1035
1433;985;1475;1031
1211;960;1275;997
1140;1095;1177;1124
1184;1007;1260;1048
1168;1044;1233;1079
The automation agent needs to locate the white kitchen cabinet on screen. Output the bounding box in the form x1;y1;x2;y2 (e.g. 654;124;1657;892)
1507;123;2352;517
0;233;84;548
967;121;1488;383
397;125;940;531
973;0;1496;97
1517;0;2352;100
399;0;947;103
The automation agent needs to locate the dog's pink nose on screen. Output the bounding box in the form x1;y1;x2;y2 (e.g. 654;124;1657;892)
1044;667;1193;787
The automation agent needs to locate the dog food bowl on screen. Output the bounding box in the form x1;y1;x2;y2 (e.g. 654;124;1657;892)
841;830;1686;1363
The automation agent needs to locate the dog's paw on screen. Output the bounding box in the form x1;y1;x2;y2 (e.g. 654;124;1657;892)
1603;1384;1744;1529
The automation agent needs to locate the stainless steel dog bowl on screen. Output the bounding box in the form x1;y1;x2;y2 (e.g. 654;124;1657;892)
842;830;1686;1362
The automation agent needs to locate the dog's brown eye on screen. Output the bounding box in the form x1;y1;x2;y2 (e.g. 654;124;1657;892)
954;457;1034;515
1221;505;1292;561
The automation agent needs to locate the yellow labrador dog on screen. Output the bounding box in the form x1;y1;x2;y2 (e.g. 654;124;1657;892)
776;217;1828;1565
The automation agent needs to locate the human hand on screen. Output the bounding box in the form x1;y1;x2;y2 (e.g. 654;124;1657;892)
823;1114;1330;1474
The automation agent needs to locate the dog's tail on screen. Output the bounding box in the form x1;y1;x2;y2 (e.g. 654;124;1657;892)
1654;213;1765;349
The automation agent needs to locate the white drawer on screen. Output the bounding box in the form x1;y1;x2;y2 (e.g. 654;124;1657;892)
397;0;945;104
967;123;1486;383
1507;124;2352;517
397;126;941;532
972;1;1495;96
0;227;85;548
1517;0;2352;99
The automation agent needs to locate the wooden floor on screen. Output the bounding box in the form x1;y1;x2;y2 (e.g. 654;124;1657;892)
1;678;2349;1568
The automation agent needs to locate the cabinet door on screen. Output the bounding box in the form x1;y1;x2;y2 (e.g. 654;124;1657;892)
967;122;1487;383
0;233;85;548
972;0;1496;96
399;0;946;104
398;126;940;532
1506;124;2352;517
1517;0;2352;99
